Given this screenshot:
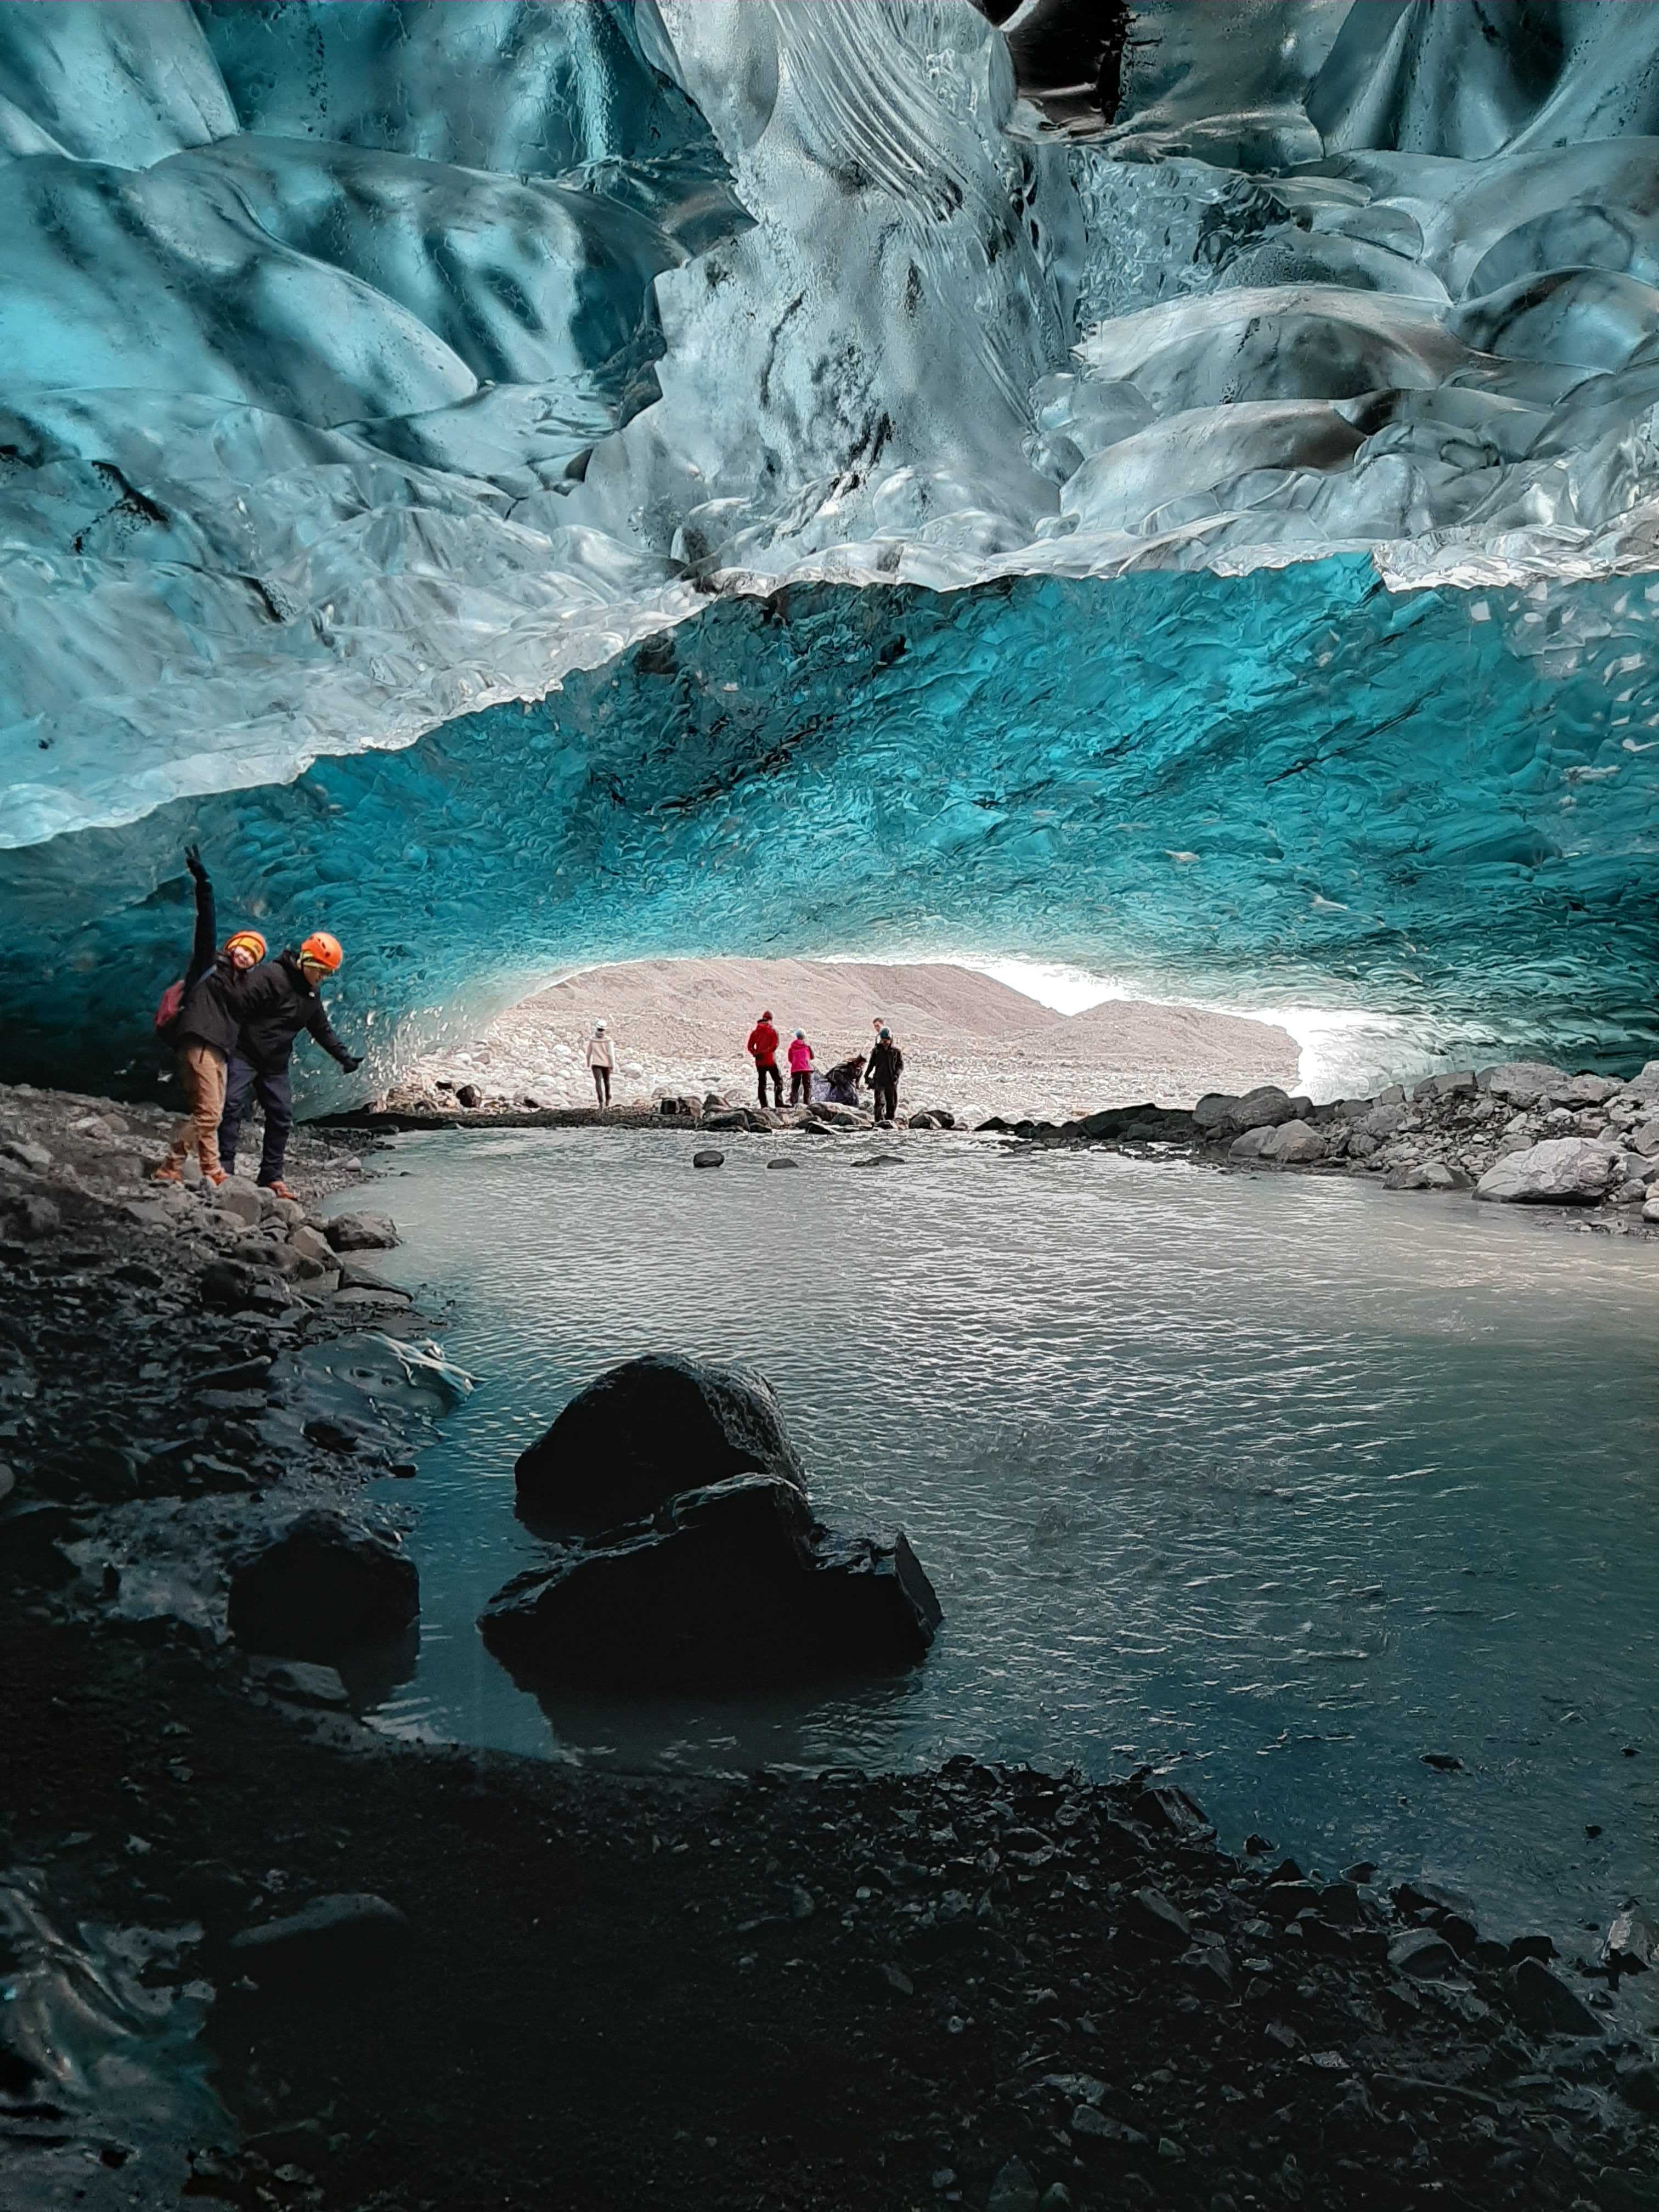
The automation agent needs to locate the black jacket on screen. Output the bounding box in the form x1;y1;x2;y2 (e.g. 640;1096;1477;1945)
174;872;251;1056
235;951;354;1074
866;1040;904;1088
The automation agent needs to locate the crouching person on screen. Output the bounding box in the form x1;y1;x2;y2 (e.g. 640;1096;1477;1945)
221;931;362;1201
155;846;266;1187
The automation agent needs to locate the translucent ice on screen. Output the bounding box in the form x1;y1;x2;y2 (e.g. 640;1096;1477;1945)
1;1;1657;1086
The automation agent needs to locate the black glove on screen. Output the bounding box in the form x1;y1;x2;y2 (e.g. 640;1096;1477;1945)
338;1053;364;1074
184;844;206;879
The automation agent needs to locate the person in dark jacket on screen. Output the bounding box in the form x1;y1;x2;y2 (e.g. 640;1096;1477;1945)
823;1053;865;1106
865;1027;904;1123
220;930;361;1199
155;847;267;1186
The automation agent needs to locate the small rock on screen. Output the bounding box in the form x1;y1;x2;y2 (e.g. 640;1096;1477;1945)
200;1259;291;1314
1421;1751;1465;1771
1601;1900;1657;1974
1388;1928;1460;1980
454;1084;482;1109
227;1510;418;1662
228;1893;410;1987
249;1657;351;1709
1228;1126;1275;1163
0;1138;51;1171
0;1194;60;1239
986;2157;1039;2212
766;1156;800;1170
1124;1886;1191;1948
1070;2107;1144;2146
215;1176;265;1227
1180;1931;1233;1994
287;1224;335;1273
336;1257;410;1300
693;1149;725;1169
324;1211;400;1252
1506;1956;1602;2038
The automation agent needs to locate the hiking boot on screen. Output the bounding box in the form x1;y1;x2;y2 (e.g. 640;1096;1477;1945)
152;1163;183;1184
203;1168;227;1187
261;1180;298;1203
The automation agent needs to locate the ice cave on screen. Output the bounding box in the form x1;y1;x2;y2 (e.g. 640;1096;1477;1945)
1;0;1657;1095
8;14;1659;2208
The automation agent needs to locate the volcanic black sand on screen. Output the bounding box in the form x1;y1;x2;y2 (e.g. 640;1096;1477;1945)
3;1083;1656;2212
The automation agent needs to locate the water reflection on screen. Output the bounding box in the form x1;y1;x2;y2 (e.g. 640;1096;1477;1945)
338;1128;1659;1954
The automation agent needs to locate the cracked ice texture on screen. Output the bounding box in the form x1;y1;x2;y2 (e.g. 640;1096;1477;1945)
0;2;1657;1086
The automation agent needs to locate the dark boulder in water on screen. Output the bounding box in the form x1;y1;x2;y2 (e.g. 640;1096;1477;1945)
514;1352;805;1533
227;1509;418;1662
480;1472;942;1691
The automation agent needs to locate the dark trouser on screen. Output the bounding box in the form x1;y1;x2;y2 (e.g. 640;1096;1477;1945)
872;1084;898;1122
789;1070;811;1104
757;1061;782;1106
219;1055;292;1184
592;1065;611;1105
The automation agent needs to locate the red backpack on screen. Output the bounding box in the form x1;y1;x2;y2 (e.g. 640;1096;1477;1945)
154;978;185;1043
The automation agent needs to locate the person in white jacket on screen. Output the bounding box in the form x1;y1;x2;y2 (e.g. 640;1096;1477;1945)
585;1020;615;1108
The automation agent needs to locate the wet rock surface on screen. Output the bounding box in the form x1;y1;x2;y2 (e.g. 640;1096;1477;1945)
500;1357;941;1689
985;1057;1659;1237
227;1509;419;1664
483;1471;941;1691
514;1352;805;1532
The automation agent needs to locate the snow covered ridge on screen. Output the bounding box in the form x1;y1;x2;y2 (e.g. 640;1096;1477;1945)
7;2;1659;847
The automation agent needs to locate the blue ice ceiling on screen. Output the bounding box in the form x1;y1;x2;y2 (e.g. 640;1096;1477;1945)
1;1;1657;1092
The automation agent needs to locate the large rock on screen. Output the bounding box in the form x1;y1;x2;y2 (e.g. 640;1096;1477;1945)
514;1353;805;1532
1485;1060;1570;1105
227;1509;418;1661
1621;1059;1659;1103
1192;1093;1237;1133
1265;1119;1326;1163
480;1472;941;1690
324;1211;400;1252
1227;1085;1296;1132
1475;1138;1621;1205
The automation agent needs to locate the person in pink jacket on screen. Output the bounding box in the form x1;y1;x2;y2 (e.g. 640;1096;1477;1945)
787;1030;814;1105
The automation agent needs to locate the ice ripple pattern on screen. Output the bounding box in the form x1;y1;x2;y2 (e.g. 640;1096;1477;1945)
1;2;1658;1079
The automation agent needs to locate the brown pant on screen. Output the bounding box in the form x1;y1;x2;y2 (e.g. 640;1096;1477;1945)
166;1043;228;1175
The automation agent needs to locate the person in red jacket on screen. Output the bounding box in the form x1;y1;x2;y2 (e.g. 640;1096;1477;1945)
746;1009;783;1107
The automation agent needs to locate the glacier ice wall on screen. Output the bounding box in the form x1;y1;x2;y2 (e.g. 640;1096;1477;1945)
0;1;1657;1091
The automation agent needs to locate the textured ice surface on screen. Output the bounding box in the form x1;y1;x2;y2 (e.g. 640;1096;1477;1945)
1;2;1658;1083
5;557;1656;1098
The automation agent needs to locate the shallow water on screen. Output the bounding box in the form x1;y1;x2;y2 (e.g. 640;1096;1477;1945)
341;1128;1658;1955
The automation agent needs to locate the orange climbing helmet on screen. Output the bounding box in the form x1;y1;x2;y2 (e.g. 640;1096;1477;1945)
298;930;343;974
223;930;267;965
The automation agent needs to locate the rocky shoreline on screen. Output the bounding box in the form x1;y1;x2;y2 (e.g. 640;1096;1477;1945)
4;1078;1657;2211
345;1054;1659;1234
